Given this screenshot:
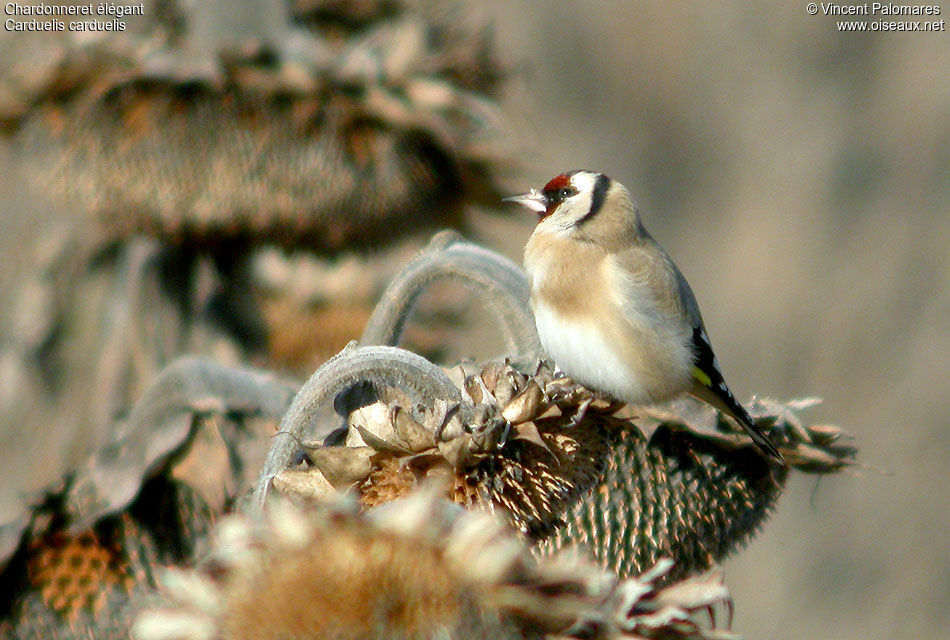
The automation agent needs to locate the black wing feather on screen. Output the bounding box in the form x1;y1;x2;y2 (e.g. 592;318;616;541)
691;327;784;463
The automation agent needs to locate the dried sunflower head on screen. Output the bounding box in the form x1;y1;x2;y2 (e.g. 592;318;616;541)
131;490;610;640
265;344;855;582
0;359;296;639
2;0;512;252
132;488;736;640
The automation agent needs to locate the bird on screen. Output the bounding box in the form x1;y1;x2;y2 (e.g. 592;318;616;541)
505;170;784;463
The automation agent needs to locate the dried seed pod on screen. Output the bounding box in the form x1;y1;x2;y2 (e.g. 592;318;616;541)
501;380;546;424
307;446;375;489
391;405;437;452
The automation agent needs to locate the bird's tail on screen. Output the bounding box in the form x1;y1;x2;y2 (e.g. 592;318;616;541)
688;377;785;464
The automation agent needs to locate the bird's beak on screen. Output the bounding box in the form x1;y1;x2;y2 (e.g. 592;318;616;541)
502;189;547;216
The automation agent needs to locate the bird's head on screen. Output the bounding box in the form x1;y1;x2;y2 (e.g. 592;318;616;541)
504;170;638;239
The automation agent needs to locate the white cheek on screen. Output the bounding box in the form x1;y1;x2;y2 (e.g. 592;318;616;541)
533;302;649;403
535;212;578;238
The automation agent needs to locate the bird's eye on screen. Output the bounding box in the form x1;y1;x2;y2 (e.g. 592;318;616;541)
559;187;575;198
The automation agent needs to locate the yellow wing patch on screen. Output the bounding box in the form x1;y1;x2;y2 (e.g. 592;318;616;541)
691;365;713;388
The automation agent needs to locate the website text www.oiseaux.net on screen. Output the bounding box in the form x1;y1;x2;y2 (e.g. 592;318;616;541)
808;3;946;30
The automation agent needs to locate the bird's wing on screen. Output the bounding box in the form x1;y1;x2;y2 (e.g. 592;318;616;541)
610;241;689;325
639;239;785;463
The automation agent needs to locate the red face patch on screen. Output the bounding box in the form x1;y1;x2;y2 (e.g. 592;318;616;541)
542;174;571;194
537;172;578;220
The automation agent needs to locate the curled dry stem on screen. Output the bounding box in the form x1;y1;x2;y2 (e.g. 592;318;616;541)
360;230;543;365
252;342;473;510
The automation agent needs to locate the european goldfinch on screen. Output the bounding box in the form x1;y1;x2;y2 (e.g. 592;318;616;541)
506;170;784;463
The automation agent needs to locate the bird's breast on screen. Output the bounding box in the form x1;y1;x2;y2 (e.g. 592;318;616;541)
526;233;649;402
532;299;652;403
524;232;693;403
524;232;603;315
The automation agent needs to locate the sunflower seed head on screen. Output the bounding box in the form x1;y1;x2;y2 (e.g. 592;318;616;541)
133;490;671;640
4;0;511;252
542;394;856;581
269;344;855;586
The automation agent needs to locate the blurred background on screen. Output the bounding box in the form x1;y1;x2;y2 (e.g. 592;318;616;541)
0;1;947;639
